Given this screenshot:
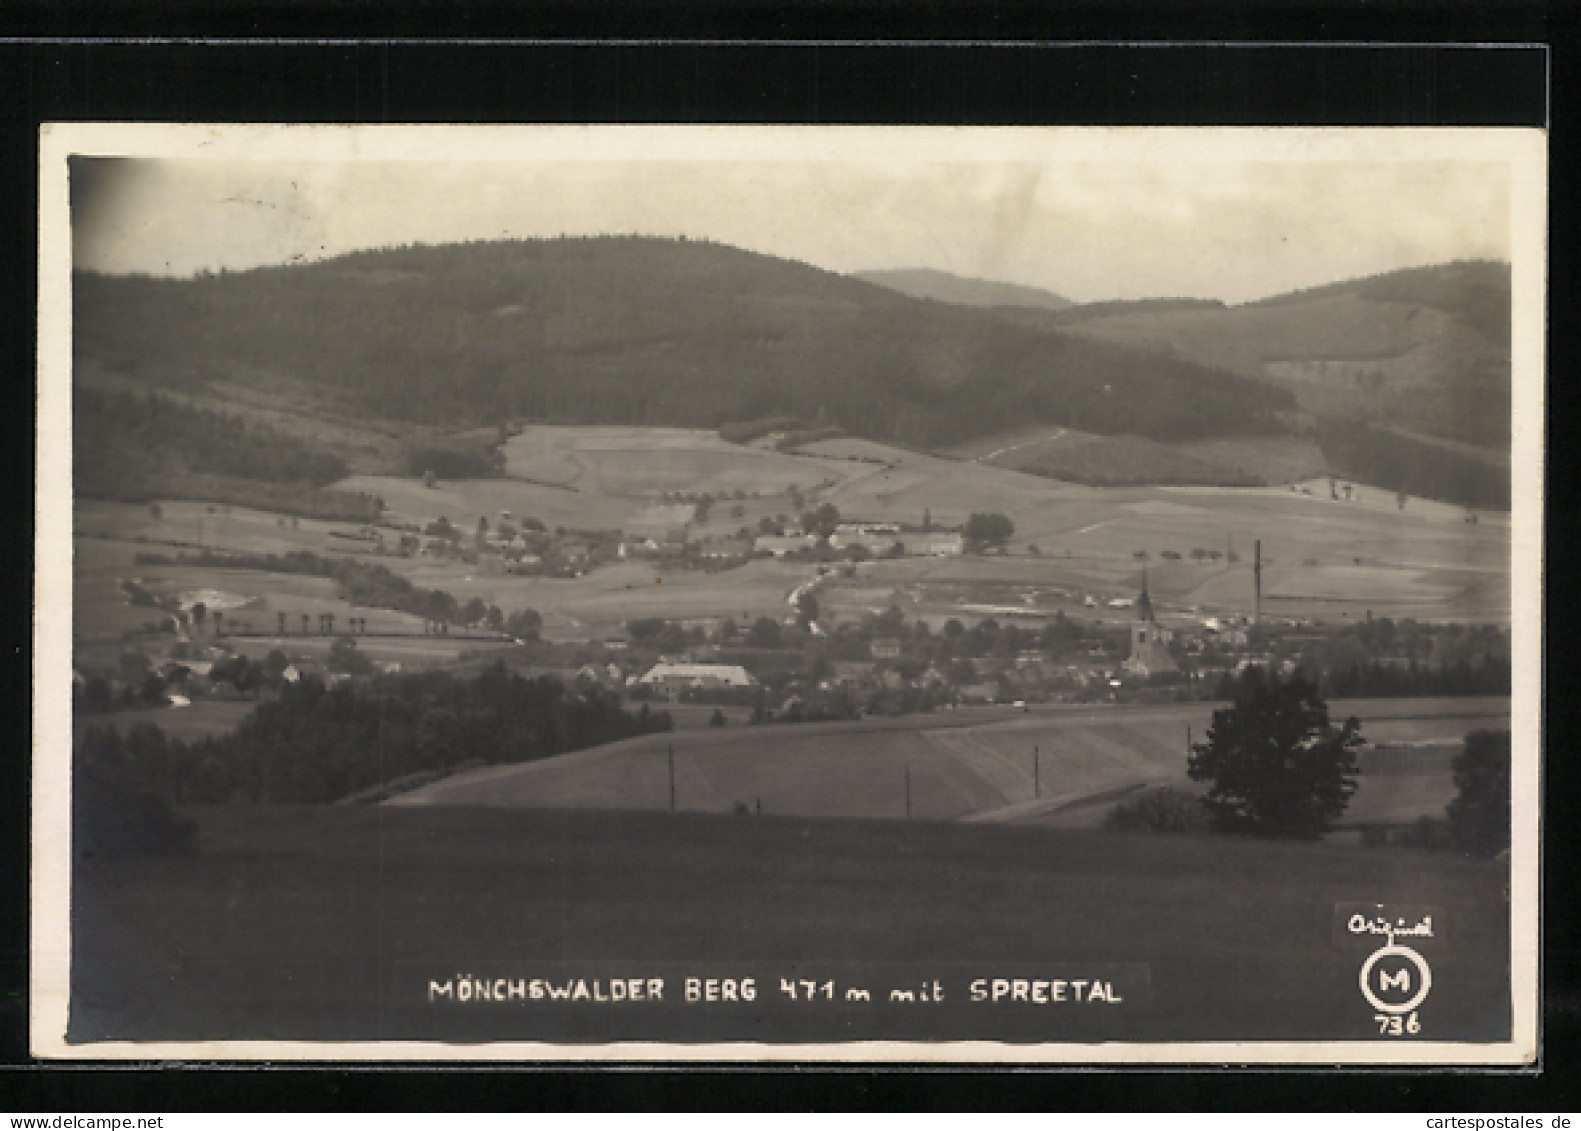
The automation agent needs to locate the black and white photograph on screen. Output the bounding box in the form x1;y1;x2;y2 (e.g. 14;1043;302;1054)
33;123;1543;1063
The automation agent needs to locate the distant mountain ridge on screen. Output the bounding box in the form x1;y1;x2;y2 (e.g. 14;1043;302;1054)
852;268;1073;311
74;236;1292;450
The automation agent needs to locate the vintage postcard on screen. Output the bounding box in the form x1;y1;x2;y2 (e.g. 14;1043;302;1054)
33;123;1544;1064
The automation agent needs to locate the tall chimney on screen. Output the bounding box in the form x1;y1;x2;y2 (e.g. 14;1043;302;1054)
1254;539;1262;627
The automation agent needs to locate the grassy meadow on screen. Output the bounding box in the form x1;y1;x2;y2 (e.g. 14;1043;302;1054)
68;804;1511;1046
391;698;1508;827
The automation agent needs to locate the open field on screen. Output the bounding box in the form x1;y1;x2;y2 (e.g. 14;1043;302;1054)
817;481;1508;625
504;424;872;497
69;804;1511;1044
935;428;1331;489
392;698;1508;829
75;423;1510;667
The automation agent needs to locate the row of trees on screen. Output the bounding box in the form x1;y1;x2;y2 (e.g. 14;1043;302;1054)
74;386;385;522
1321;657;1510;698
75;386;350;486
1316;415;1510;511
400;438;504;480
77;662;674;806
132;548;529;630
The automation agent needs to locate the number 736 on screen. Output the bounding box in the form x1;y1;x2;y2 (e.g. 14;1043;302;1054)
1375;1012;1421;1036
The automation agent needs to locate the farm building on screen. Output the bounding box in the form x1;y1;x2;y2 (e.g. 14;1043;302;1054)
701;537;754;559
829;524;904;556
870;638;903;659
821;660;877;690
634;662;758;692
908;533;964;556
754;533;819;557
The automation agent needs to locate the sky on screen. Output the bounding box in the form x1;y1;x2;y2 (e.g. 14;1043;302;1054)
68;131;1516;305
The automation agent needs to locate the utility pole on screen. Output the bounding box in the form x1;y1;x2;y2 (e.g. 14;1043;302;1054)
668;744;676;813
1254;540;1262;628
905;767;912;819
1034;744;1040;799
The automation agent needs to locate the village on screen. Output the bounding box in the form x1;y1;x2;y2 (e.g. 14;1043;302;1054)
76;499;1508;730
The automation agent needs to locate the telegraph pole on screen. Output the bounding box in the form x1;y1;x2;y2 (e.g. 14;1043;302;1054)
1254;540;1263;628
1034;744;1040;799
905;767;912;819
668;744;676;812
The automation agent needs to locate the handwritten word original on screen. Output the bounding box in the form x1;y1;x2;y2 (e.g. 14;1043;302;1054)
1348;914;1435;939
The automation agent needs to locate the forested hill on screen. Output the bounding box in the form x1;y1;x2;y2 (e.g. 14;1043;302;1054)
74;237;1292;449
992;259;1512;450
852;268;1073;311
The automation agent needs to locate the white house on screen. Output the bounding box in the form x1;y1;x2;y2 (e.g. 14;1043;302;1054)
754;533;819;557
909;533;964;556
635;662;758;692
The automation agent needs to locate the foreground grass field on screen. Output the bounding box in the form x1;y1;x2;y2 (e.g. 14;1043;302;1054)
68;805;1511;1046
392;698;1509;828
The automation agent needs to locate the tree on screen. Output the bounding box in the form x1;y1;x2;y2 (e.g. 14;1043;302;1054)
747;617;783;649
801;502;841;538
506;607;543;640
190;602;207;632
1187;667;1362;838
263;649;290;680
796;591;819;625
83;675;113;711
328;635;374;676
1446;729;1510;856
963;512;1014;550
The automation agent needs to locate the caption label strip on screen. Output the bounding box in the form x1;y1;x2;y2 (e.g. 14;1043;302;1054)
393;961;1152;1042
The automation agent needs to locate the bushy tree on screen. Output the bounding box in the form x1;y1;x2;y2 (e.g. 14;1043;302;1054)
747;617;783;648
1187;667;1362;838
800;503;841;538
963;512;1015;549
795;591;819;625
1446;729;1511;856
506;607;543;640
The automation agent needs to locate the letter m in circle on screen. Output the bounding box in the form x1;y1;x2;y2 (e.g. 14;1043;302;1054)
1380;967;1411;995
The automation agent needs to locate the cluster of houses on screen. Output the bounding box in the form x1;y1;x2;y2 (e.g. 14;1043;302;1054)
73;642;409;711
541;588;1277;712
358;504;972;582
757;523;963;559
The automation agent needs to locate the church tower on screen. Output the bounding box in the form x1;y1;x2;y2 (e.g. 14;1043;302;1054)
1123;570;1175;677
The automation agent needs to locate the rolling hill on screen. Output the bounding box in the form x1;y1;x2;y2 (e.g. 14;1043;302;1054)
73;237;1292;451
998;260;1511;451
853;267;1073;311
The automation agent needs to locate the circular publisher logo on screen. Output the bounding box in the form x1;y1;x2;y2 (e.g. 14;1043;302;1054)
1359;943;1432;1014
